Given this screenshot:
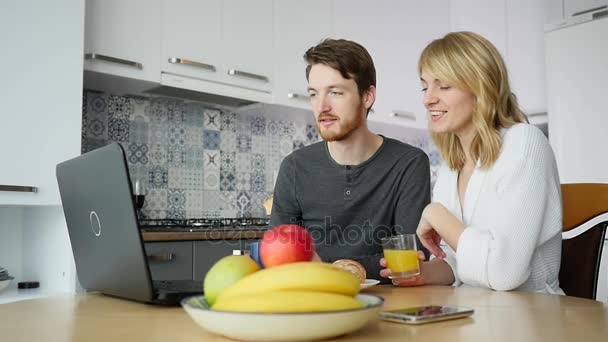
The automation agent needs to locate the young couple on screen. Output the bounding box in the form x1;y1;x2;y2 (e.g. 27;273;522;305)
269;32;564;295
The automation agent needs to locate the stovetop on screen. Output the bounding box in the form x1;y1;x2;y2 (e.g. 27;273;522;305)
139;217;270;232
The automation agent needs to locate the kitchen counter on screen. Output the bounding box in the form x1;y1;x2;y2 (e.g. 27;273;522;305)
1;285;607;341
141;228;267;242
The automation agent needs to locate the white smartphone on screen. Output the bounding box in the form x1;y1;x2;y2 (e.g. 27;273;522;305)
379;305;474;325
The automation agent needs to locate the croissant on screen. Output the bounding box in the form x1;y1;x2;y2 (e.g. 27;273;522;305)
332;259;366;283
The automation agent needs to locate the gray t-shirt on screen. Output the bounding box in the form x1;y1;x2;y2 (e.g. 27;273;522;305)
270;136;431;282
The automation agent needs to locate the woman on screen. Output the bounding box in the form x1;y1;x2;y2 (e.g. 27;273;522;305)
380;32;564;294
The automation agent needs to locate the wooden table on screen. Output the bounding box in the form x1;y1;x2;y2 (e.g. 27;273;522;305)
1;285;606;341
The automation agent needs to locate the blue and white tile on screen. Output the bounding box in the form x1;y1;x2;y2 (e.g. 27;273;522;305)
142;209;167;220
203;150;220;170
203;108;222;131
182;146;203;169
184;103;206;127
235;172;251;191
165;98;186;123
185;126;204;146
235;191;252;217
305;124;319;142
219;191;238;217
145;97;170;124
236;114;252;133
266;172;277;193
168;188;186;212
148;143;168;165
129;115;149;143
203;129;221;150
236;133;252;152
221;111;237;132
108;118;130;142
169;168;202;189
145;189;168;210
149;123;169;146
89;93;107;114
85;117;107;139
220;131;237;152
279;120;295;137
235;153;251;173
168;124;187;146
250;172;265;192
202;190;222;213
82;138;107;153
127;142;149;165
292;140;305;151
220;152;236;172
107;95;134;120
203;168;220;190
428;150;441;167
167;146;187;166
186;194;204;218
167;208;186;219
267;120;281;136
251;135;270;155
292;121;307;141
251;116;266;135
279;137;293;156
220;172;237;191
251;154;265;173
249;191;271;217
148;166;169;189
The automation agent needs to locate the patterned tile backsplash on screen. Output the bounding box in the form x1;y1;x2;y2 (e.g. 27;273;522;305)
82;90;440;219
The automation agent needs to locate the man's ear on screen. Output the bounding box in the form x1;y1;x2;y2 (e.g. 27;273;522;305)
364;86;376;110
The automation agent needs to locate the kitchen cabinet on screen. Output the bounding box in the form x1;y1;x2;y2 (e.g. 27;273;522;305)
565;0;608;18
160;0;221;84
544;0;565;26
84;0;160;83
159;0;273;103
145;242;193;281
1;0;84;206
272;0;331;110
332;0;450;128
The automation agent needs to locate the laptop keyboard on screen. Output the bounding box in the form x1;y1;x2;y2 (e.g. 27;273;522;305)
153;280;202;293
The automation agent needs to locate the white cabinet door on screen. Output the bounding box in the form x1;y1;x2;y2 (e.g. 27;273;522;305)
544;0;565;25
84;0;160;82
0;0;84;206
160;0;221;83
449;0;507;57
507;0;547;116
273;0;331;110
332;0;450;128
565;0;608;18
221;0;274;92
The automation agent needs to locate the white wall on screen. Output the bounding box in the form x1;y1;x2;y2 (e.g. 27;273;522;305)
0;207;25;286
21;207;77;294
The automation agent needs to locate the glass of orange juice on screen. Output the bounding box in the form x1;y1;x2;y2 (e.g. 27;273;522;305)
381;234;420;279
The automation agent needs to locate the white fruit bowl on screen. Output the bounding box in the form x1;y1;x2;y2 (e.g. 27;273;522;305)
182;293;383;342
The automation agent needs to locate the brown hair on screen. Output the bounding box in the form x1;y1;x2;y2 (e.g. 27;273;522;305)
418;31;528;170
304;38;376;98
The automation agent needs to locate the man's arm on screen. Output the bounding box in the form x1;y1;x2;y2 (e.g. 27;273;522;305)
269;155;302;227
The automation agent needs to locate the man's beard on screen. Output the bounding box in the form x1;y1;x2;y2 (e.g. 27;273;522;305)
317;104;366;142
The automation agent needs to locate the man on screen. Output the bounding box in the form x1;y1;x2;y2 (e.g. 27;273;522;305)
270;39;430;282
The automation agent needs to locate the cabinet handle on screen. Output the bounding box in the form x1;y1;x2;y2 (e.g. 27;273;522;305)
84;53;143;70
168;57;216;72
0;185;38;193
572;5;607;17
227;69;269;82
389;110;416;120
287;93;310;100
147;253;175;262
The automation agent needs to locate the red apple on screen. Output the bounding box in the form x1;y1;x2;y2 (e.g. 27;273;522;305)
259;224;315;267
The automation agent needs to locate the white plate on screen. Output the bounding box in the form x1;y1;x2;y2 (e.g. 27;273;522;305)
360;279;381;290
182;294;383;342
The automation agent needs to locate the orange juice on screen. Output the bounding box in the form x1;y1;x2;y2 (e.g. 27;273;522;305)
384;249;420;278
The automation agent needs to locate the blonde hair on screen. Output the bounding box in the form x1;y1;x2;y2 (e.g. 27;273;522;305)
418;31;528;170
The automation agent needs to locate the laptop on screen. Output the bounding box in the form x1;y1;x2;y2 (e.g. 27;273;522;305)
56;143;201;305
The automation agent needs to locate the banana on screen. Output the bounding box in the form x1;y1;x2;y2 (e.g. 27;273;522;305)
212;290;363;313
216;262;360;301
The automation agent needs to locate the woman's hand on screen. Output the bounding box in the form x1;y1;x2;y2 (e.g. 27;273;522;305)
379;251;426;287
417;213;446;259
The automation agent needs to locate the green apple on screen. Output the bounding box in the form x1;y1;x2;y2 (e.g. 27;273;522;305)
203;255;260;306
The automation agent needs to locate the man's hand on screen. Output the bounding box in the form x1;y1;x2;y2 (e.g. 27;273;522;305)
379;251;426;287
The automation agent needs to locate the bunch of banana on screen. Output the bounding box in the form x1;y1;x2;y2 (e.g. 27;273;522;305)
211;262;363;313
